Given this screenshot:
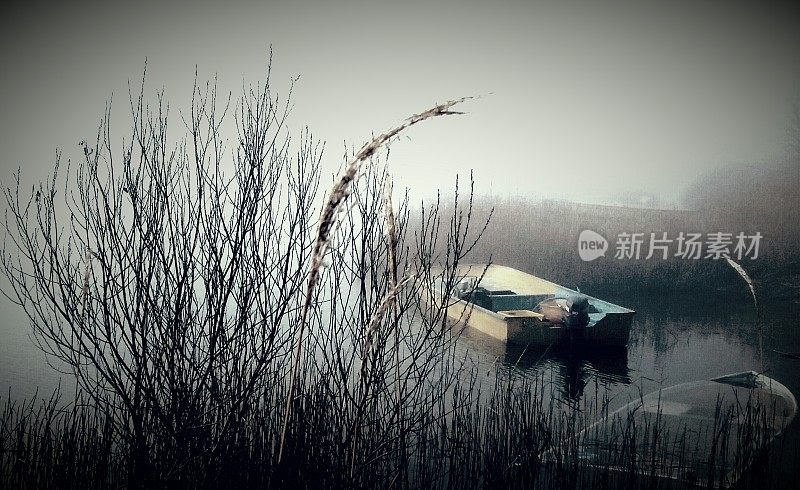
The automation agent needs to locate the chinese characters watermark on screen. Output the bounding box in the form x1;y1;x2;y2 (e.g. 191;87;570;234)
578;230;762;262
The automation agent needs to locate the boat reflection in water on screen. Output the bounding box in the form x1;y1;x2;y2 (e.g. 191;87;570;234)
459;326;631;402
505;343;631;401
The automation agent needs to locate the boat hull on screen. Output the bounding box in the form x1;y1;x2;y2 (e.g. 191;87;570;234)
426;264;635;348
540;372;798;488
443;298;633;347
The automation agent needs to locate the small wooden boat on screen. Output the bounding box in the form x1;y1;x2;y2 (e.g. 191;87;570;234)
422;264;635;347
542;371;798;488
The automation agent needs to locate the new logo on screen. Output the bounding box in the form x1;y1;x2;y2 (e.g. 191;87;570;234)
578;230;608;261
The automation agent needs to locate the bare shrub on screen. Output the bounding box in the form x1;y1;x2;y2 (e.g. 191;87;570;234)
0;61;485;487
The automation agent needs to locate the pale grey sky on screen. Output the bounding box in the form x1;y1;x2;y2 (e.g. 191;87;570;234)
2;0;799;205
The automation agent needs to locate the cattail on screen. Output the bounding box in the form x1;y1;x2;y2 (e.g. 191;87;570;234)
362;273;415;358
278;97;472;463
383;176;403;428
725;257;759;318
384;177;398;289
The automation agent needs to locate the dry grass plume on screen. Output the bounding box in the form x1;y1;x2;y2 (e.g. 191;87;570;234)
278;97;472;463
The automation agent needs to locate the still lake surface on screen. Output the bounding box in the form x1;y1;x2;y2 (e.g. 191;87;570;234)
1;288;799;480
452;288;800;482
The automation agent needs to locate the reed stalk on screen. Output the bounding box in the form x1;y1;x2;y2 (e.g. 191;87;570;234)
277;97;471;463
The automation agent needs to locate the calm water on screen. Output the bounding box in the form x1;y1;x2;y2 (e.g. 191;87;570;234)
2;288;799;479
459;290;796;399
452;289;800;482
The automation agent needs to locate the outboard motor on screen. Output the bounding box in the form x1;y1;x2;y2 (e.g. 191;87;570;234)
565;294;590;329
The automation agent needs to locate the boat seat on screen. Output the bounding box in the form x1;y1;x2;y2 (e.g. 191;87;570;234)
498;310;545;320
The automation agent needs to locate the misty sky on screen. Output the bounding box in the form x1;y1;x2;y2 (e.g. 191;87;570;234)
1;0;799;206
